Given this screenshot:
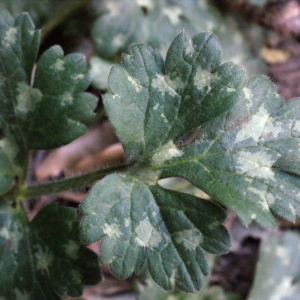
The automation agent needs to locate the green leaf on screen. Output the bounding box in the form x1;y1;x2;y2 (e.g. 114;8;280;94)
106;30;300;228
91;0;219;60
29;45;96;149
81;173;229;292
0;203;101;299
104;31;245;162
89;0;265;90
140;254;240;300
162;76;300;227
81;30;300;292
0;11;97;194
248;231;300;300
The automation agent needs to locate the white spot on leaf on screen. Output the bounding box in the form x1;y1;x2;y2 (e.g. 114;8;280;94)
249;187;269;210
136;0;153;10
292;120;300;135
0;227;9;239
14;289;30;300
153;103;159;110
124;219;130;227
52;58;65;71
236;150;278;175
194;68;216;91
16;83;42;115
60;92;73;106
162;6;182;25
266;193;276;205
135;219;163;247
130;169;161;185
243;87;254;110
226;87;236;93
184;40;194;56
103;223;122;239
175;228;203;250
160;113;168;123
64;240;80;259
128;75;141;92
235;106;269;144
263;119;286;139
34;244;54;271
152;74;177;97
2;27;17;47
112;34;126;47
152;140;183;165
248;167;276;182
72;74;84;80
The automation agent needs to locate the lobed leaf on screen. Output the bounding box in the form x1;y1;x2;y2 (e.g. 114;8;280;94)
0;203;101;299
91;0;219;60
104;31;245;162
89;0;266;90
80;173;229;292
81;30;300;292
0;11;97;195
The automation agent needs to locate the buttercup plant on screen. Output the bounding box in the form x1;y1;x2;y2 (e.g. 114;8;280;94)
1;9;300;299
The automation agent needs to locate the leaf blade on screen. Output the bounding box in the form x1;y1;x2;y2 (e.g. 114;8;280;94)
0;203;101;299
80;173;229;292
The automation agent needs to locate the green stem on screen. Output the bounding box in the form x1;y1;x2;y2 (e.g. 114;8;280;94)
5;164;128;202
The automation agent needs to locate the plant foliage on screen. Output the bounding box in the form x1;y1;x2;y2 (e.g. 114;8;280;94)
1;5;300;298
80;29;300;292
0;203;101;299
0;11;100;299
0;10;97;195
248;231;300;300
89;0;265;90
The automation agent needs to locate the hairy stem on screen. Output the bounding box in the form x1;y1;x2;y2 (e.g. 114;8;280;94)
5;164;128;202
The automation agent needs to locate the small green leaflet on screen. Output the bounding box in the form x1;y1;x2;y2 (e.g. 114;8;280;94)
0;11;97;195
0;203;101;299
81;30;300;292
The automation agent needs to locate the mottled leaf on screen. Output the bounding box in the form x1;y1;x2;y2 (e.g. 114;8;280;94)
248;231;300;300
81;173;229;292
91;0;219;60
89;0;265;90
0;203;101;299
29;45;96;149
162;76;300;227
0;11;97;195
104;31;245;162
81;30;300;292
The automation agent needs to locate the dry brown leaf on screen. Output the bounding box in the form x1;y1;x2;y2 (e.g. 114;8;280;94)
260;47;290;63
35;121;119;181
